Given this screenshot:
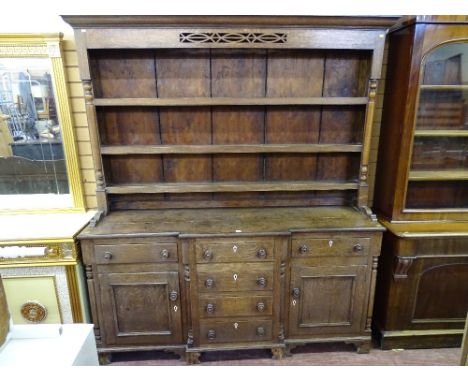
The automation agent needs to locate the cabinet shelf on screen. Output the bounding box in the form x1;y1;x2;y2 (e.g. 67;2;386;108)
408;170;468;181
414;130;468;137
100;144;363;155
420;84;468;90
106;181;359;194
93;97;368;107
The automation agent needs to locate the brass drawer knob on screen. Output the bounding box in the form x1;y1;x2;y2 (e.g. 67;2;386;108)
353;244;364;252
203;249;213;261
169;290;178;302
256;276;267;288
256;326;266;337
160;249;170;259
207;329;216;339
299;244;309;254
257;248;267;259
206;303;216;314
256;301;265;312
104;252;113;260
292;288;301;299
205;278;215;288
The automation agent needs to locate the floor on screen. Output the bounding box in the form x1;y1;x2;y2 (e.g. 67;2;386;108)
108;342;461;366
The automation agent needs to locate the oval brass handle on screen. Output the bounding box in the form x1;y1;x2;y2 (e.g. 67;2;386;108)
257;276;267;288
203;249;213;261
353;244;364;252
160;249;170;259
256;326;266;337
206;303;216;314
256;301;265;312
207;329;216;339
104;252;112;260
169;290;178;302
292;288;301;299
205;278;215;288
299;244;309;254
257;248;267;259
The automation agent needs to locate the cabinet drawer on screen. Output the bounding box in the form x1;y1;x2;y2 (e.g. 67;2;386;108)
292;236;370;258
195;238;274;263
197;263;274;292
198;294;273;318
199;318;273;345
94;242;177;264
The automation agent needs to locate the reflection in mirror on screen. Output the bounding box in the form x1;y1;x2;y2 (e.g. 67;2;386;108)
0;58;70;208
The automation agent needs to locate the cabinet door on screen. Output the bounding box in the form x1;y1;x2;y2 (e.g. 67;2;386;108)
288;264;368;337
98;271;182;346
390;256;468;330
405;42;468;211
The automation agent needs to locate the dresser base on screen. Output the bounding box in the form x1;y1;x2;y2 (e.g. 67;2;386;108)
374;327;464;350
286;336;372;355
185;343;286;364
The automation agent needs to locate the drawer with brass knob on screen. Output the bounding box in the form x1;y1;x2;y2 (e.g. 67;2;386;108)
95;240;177;264
195;238;274;263
196;263;274;292
198;295;273;318
291;236;370;258
199;319;273;345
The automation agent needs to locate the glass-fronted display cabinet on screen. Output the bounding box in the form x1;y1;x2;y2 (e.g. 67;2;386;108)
373;16;468;350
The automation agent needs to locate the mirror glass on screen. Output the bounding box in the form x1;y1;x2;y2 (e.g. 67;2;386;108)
0;57;71;209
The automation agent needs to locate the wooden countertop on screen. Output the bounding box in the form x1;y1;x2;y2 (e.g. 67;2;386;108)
78;207;384;239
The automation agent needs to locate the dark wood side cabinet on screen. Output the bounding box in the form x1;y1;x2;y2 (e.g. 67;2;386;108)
63;16;394;363
373;16;468;349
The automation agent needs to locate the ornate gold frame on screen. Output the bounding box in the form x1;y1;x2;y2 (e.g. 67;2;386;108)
0;34;85;213
0;240;85;323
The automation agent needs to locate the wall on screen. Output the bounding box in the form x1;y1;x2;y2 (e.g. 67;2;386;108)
0;15;388;209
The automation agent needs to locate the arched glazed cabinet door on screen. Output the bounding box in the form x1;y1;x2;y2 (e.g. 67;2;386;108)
405;42;468;211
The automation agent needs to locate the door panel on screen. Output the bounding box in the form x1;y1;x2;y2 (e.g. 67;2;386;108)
99;271;182;346
406;256;468;329
288;264;368;337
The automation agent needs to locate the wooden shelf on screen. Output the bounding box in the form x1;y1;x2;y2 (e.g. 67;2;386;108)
408;170;468;181
94;97;368;107
101;144;363;155
414;130;468;137
106;181;359;194
420;84;468;91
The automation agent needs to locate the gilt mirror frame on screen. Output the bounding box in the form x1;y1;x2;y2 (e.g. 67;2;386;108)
0;34;85;213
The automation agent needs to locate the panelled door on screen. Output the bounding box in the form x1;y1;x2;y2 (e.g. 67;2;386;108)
288;264;368;337
98;271;182;346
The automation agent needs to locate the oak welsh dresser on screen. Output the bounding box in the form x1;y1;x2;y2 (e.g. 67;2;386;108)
63;16;396;363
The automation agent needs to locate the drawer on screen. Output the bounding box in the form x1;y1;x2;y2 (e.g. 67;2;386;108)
198;294;273;318
195;238;274;263
197;263;274;292
94;242;177;264
199;318;273;345
292;236;370;258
